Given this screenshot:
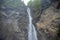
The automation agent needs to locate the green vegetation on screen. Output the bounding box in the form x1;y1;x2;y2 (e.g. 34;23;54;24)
3;0;25;7
28;0;42;10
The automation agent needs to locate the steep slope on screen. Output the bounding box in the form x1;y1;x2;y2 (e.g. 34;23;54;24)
36;6;60;40
0;0;28;40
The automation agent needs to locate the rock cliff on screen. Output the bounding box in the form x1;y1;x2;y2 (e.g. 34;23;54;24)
0;0;28;40
28;0;60;40
36;6;60;40
0;0;60;40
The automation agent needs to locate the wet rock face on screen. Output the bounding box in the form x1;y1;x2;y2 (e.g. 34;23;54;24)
0;6;28;40
30;7;41;24
36;6;60;40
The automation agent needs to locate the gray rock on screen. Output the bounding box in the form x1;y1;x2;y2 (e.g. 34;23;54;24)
0;5;28;40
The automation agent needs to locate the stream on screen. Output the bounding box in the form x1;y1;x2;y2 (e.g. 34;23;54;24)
27;7;38;40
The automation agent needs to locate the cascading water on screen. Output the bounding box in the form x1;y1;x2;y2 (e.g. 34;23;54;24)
27;7;38;40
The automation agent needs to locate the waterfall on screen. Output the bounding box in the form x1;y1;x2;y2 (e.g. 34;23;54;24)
27;7;38;40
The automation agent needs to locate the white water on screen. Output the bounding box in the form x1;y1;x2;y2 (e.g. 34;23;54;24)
27;7;38;40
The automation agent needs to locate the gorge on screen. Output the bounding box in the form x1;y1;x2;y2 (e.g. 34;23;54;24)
0;0;60;40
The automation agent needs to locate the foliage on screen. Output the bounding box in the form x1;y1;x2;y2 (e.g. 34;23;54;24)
28;0;42;10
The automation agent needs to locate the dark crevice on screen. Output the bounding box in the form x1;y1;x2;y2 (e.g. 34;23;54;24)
57;24;60;40
56;2;60;9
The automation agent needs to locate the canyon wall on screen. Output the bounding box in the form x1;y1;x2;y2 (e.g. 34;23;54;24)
0;0;28;40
